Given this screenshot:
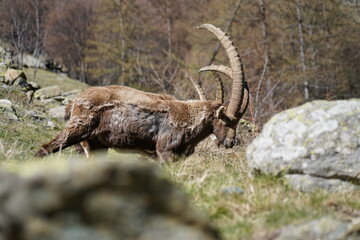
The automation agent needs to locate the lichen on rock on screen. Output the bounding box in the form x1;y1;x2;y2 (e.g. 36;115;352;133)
247;99;360;192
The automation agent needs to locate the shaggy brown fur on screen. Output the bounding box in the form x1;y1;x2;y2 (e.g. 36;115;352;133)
35;86;226;161
64;86;178;157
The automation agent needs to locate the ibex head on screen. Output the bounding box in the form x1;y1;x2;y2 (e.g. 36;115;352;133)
195;24;249;148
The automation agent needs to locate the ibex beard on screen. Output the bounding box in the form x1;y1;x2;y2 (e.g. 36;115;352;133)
34;23;249;162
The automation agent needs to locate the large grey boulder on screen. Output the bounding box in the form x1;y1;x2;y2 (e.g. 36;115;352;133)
247;99;360;191
34;85;61;100
17;54;46;69
259;217;360;240
0;160;220;240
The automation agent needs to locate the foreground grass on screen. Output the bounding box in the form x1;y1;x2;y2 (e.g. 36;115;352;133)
0;139;359;239
1;144;359;239
0;120;63;161
163;150;360;239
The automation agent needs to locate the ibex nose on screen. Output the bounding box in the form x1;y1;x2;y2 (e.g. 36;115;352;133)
224;138;235;148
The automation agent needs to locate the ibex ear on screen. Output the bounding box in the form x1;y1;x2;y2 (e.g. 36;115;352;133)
215;106;225;119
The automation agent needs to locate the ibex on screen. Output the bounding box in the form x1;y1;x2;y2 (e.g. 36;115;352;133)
35;24;249;161
71;75;222;157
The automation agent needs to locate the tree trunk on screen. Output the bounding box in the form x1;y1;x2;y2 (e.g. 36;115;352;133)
295;0;309;100
166;0;172;59
255;0;272;119
33;0;41;80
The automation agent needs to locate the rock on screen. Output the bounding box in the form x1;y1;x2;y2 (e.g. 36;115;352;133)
4;69;27;85
52;95;67;102
24;110;56;127
34;85;61;100
26;90;34;103
17;54;46;69
47;119;56;128
28;81;40;90
0;72;4;83
0;98;12;107
25;110;48;121
1;69;35;96
247;100;360;191
0;98;19;121
47;106;66;119
35;98;62;108
0;83;11;90
0;160;221;240
62;89;82;99
0;62;6;71
260;217;360;240
221;187;244;196
62;98;70;105
285;174;358;193
13;75;28;88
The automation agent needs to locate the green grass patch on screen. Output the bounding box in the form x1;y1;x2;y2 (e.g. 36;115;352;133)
0;121;61;161
23;68;88;92
162;152;360;240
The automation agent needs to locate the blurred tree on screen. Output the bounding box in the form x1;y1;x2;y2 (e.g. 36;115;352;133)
45;0;95;82
85;0;139;86
0;0;49;68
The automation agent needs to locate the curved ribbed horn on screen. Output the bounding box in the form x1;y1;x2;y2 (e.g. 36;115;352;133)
239;84;249;118
199;65;233;79
214;73;224;104
198;23;245;121
187;76;206;101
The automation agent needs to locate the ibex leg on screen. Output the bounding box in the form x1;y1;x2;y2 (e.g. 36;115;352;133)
34;122;93;157
75;139;108;158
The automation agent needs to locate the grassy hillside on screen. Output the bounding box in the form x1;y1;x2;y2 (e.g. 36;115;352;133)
0;68;86;162
0;70;359;240
23;68;88;92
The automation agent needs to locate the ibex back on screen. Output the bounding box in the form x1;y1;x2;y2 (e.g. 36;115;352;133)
35;24;249;162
